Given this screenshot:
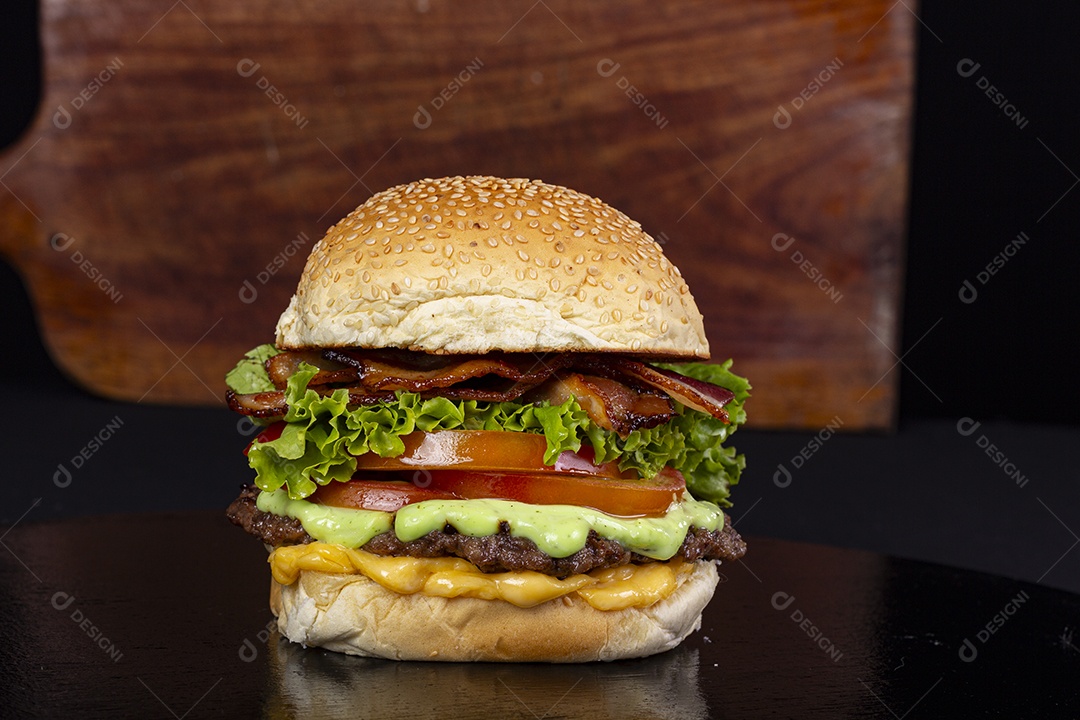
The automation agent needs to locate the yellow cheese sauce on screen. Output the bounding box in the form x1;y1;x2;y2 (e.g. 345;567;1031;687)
268;542;695;610
256;490;724;559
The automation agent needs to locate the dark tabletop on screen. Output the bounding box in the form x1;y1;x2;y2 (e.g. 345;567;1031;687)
1;511;1077;718
2;280;1079;716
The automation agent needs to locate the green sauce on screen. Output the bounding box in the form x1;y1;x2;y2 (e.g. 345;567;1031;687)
257;490;392;549
257;490;724;560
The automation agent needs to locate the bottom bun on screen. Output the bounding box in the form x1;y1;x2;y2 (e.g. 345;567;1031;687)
269;560;720;662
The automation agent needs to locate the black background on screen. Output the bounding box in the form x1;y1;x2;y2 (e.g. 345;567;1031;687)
899;3;1079;424
1;3;1078;592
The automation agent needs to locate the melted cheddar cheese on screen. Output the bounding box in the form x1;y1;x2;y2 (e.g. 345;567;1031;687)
268;542;693;611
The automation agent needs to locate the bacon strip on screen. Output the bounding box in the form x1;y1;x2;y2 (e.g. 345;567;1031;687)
228;350;738;426
325;348;574;393
226;388;394;418
227;390;289;418
265;351;359;390
596;359;735;422
526;373;674;437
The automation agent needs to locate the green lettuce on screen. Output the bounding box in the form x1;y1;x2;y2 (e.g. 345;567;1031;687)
236;354;750;507
591;360;751;506
225;344;280;394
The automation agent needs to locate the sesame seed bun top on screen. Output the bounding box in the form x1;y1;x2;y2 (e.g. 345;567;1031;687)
275;176;709;359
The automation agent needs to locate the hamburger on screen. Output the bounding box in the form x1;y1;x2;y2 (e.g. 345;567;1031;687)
225;176;750;662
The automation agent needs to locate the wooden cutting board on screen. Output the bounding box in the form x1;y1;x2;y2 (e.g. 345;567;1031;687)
0;0;914;429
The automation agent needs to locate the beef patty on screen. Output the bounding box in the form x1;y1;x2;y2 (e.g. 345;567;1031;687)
227;484;747;577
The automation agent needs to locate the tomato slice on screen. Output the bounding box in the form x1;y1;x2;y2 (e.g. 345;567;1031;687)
354;430;634;480
244;421;286;456
265;427;685;516
310;477;460;513
419;467;686;518
310;468;683;517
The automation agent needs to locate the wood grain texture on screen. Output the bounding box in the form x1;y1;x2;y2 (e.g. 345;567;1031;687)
0;0;914;428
